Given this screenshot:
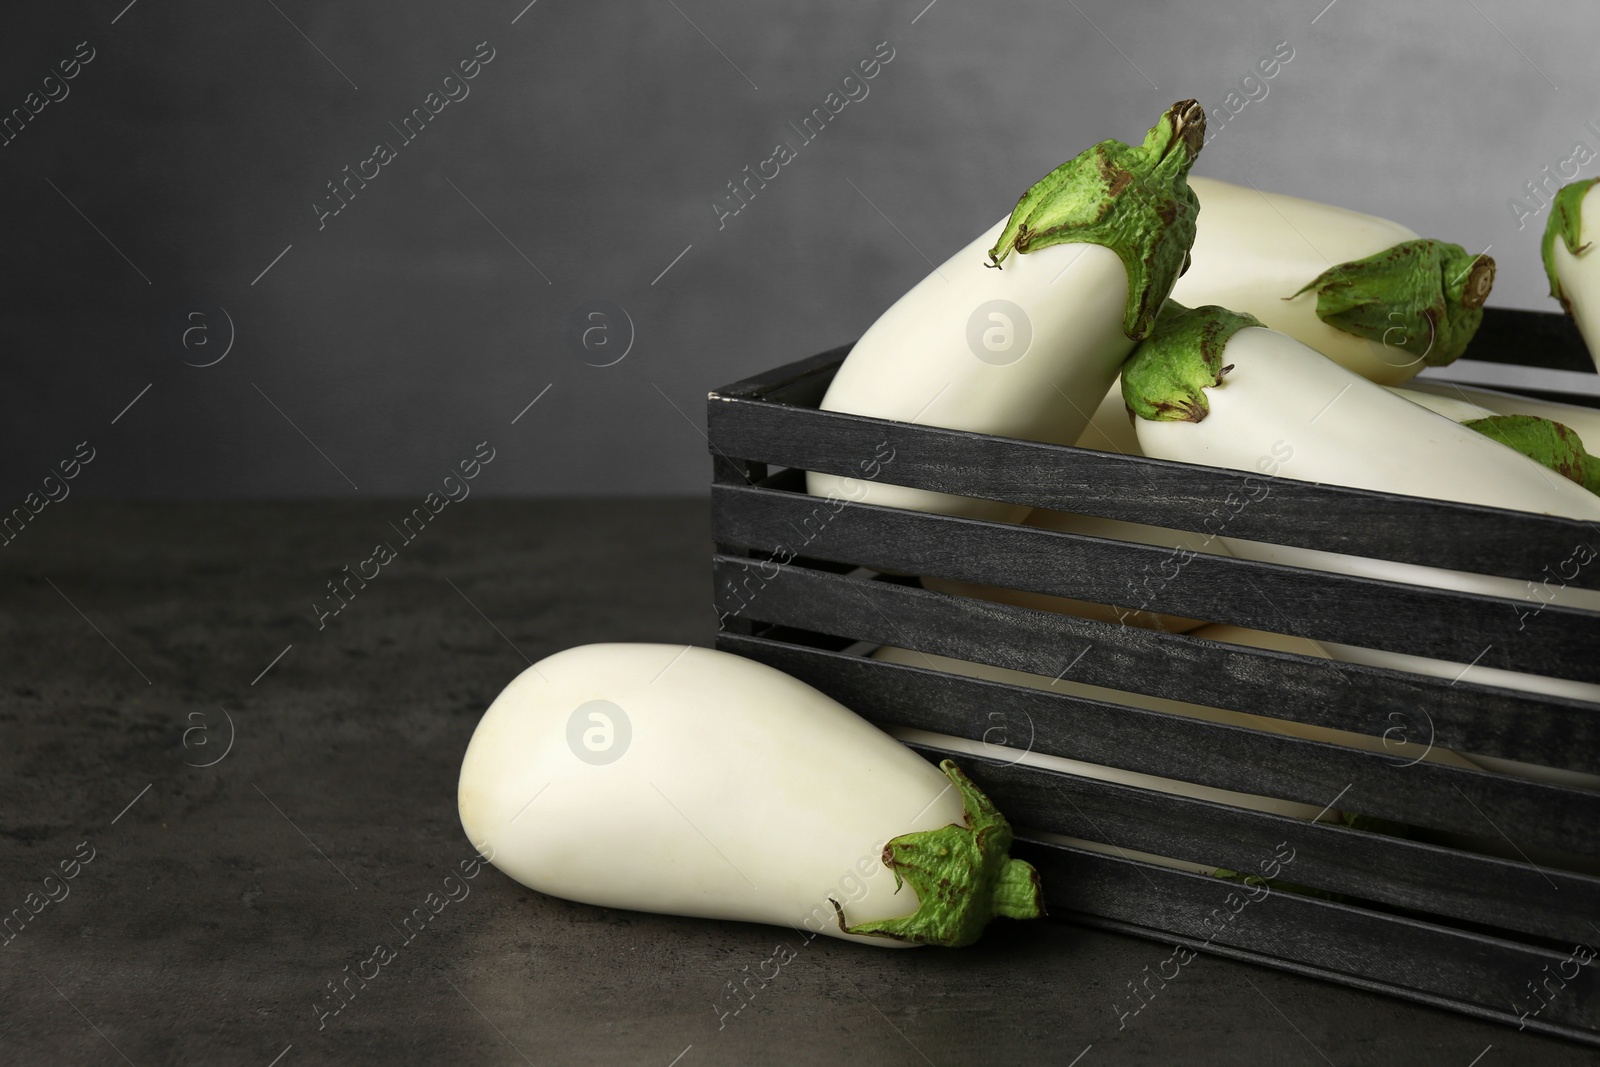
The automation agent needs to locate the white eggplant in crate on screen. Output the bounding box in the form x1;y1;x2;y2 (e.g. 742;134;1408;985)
808;101;1206;522
1400;379;1600;448
1122;304;1600;701
1170;176;1494;385
1387;384;1600;495
1544;177;1600;371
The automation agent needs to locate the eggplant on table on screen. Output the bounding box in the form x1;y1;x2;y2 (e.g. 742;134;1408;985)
458;644;1043;948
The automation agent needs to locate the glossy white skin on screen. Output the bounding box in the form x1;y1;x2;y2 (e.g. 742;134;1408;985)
921;506;1228;633
1402;378;1600;447
1384;385;1496;424
457;644;965;948
1074;377;1142;455
1170;175;1425;385
808;216;1134;523
1550;181;1600;371
1134;327;1600;519
1388;383;1600;616
1135;327;1600;696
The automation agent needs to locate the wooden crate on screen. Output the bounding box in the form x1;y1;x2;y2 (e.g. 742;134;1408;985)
706;308;1600;1045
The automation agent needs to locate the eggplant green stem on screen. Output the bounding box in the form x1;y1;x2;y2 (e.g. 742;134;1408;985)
832;760;1043;947
1464;415;1600;495
987;100;1206;340
1543;178;1598;315
1289;239;1494;368
1120;301;1262;422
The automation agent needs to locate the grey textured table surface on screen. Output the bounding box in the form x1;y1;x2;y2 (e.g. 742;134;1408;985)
0;500;1588;1065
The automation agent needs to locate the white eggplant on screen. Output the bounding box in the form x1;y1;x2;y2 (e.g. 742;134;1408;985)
1123;305;1600;695
1123;305;1600;521
1401;379;1600;446
1170;176;1494;385
1074;377;1142;455
1544;177;1600;371
1388;385;1600;495
1384;384;1497;423
457;643;1042;948
807;101;1206;523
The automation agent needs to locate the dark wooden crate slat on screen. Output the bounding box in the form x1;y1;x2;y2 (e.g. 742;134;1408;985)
712;560;1600;773
717;632;1600;856
711;454;767;490
1068;909;1600;1049
892;739;1599;945
706;395;1600;592
709;344;850;405
1011;839;1600;1045
712;482;1600;681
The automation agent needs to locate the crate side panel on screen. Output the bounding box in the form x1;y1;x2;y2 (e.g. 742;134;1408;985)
894;739;1600;945
710;484;1600;681
706;399;1600;591
1018;842;1600;1043
716;632;1600;856
711;556;1600;773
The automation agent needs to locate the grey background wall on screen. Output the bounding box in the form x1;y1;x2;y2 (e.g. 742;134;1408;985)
2;0;1595;499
